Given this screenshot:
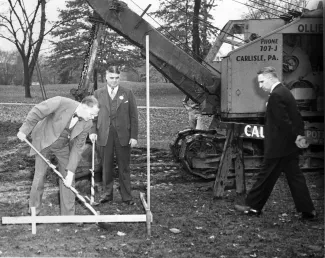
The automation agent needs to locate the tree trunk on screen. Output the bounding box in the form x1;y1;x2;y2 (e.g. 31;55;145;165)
185;0;189;47
192;0;202;62
201;0;210;59
23;62;31;98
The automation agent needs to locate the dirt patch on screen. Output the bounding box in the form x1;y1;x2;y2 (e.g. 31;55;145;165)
0;121;21;139
0;121;324;258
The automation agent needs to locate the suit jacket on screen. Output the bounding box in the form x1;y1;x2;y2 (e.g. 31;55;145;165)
91;86;138;147
264;83;304;159
19;96;92;172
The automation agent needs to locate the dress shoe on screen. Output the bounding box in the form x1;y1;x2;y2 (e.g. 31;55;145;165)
301;210;317;221
122;200;136;206
234;204;261;216
99;196;113;204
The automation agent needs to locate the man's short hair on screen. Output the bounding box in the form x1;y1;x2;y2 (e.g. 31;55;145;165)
106;66;120;74
81;95;98;107
257;66;278;78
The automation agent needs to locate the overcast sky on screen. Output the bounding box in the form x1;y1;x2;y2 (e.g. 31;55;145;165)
0;0;247;52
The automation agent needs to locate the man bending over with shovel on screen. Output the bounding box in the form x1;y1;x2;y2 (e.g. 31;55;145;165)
17;96;99;216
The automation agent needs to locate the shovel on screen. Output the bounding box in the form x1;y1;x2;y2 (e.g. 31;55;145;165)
23;138;98;216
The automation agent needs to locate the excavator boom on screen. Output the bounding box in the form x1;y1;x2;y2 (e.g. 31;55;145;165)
85;0;221;114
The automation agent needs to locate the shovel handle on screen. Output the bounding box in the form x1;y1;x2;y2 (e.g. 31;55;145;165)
23;138;98;215
24;139;65;182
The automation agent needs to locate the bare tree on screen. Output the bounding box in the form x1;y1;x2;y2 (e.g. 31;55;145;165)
0;0;46;97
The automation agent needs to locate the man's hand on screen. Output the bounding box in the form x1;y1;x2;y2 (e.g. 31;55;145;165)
295;135;309;149
17;131;27;141
89;133;97;143
129;138;137;148
64;170;74;187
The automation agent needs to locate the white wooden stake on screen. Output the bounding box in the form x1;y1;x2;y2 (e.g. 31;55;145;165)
3;214;150;224
31;207;36;234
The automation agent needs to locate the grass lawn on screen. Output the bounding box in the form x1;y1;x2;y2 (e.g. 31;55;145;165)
0;82;186;107
0;83;213;149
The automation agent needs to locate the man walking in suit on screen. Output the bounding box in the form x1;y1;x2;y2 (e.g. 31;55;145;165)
17;96;99;215
235;66;316;220
89;66;138;205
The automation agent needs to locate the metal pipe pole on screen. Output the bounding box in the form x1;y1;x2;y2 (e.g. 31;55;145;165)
90;140;95;204
146;34;151;236
146;34;150;210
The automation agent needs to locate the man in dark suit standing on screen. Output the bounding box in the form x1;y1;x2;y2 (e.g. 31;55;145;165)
90;66;138;205
235;66;316;220
17;96;99;215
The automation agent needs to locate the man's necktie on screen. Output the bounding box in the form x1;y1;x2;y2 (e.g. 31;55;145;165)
111;88;116;99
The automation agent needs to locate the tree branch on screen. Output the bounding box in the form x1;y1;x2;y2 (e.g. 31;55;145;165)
30;16;76;47
7;0;25;33
29;0;46;76
0;34;15;44
0;22;14;35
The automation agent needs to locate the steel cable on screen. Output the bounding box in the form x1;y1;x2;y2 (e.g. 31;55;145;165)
129;0;222;74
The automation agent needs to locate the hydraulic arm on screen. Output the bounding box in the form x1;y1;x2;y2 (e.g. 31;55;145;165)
85;0;221;114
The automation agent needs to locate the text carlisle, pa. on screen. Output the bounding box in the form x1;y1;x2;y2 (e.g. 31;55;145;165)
235;38;279;62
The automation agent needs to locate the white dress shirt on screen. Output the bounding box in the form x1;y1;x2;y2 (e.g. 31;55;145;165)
108;86;119;99
270;82;281;93
69;116;78;129
69;106;80;129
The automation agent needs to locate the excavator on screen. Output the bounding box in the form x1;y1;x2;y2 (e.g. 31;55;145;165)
77;0;323;197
